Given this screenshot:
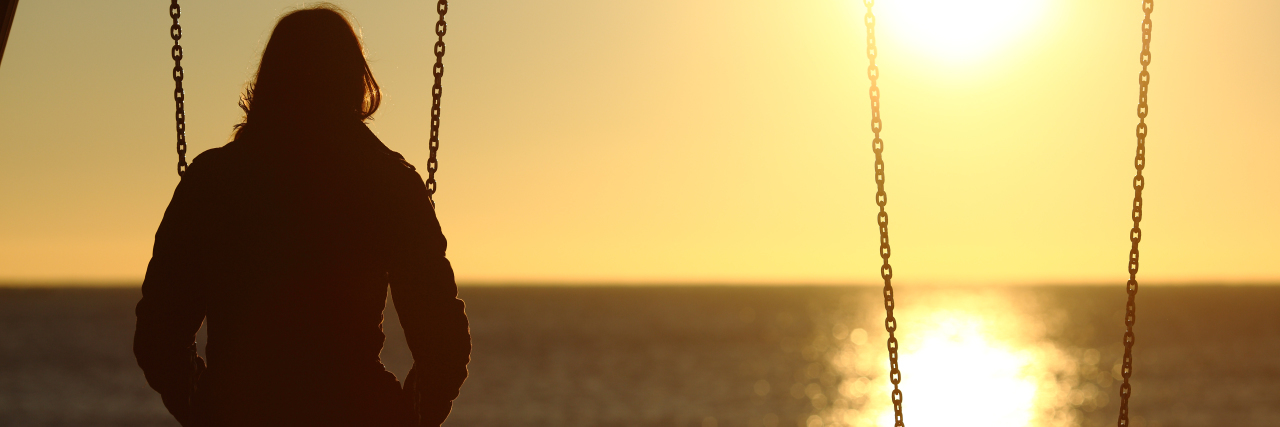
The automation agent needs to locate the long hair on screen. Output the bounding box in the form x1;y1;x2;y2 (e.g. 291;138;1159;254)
232;5;380;140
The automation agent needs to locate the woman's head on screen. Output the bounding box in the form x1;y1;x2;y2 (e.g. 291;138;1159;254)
235;5;380;136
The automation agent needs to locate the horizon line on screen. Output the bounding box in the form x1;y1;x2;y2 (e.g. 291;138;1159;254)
1;280;1277;288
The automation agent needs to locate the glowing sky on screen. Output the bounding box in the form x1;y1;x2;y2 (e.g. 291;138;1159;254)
1;0;1277;284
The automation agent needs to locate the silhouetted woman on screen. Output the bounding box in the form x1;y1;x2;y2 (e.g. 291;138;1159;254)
133;7;470;427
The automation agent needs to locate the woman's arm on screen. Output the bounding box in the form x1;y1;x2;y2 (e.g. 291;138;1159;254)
388;171;471;427
134;156;214;426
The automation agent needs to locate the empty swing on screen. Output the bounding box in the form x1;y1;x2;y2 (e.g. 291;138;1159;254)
856;1;1154;426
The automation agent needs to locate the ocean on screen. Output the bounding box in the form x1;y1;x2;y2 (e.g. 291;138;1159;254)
1;286;1277;427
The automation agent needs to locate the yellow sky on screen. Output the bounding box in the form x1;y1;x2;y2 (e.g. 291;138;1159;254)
1;0;1276;285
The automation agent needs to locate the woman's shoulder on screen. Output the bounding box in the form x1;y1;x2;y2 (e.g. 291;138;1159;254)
184;124;426;188
352;124;425;180
183;144;233;176
191;144;231;163
191;134;260;164
182;138;257;179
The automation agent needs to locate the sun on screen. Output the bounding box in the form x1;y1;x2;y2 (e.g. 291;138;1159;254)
873;0;1049;62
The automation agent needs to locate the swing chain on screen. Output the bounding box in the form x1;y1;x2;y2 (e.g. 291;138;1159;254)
426;0;447;197
864;1;905;426
1118;1;1152;426
170;0;188;177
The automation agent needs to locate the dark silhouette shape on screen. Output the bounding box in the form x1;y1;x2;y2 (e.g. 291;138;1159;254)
1;0;19;67
134;7;470;427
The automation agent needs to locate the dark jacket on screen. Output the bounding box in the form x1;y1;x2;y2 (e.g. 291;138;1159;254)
134;121;470;427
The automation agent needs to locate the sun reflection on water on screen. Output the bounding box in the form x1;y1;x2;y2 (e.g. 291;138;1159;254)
810;290;1110;427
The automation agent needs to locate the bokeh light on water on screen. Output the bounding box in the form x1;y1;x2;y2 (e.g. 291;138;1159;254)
801;290;1115;427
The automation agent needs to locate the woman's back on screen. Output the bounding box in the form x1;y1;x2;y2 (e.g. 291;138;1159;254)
190;124;425;418
133;7;469;427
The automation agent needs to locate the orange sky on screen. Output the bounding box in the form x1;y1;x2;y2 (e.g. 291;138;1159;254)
1;0;1277;285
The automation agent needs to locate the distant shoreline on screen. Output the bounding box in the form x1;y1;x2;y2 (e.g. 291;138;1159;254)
2;281;1278;289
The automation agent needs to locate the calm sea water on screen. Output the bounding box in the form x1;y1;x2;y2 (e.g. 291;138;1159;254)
0;286;1277;427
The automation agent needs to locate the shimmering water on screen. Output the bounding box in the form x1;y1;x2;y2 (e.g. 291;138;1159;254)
1;286;1277;427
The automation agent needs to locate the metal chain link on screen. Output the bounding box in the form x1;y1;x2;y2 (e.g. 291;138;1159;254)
170;0;188;176
862;1;905;426
1118;1;1152;426
426;0;447;198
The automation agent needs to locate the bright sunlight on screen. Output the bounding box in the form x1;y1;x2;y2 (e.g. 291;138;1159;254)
823;291;1108;427
876;311;1042;427
874;0;1049;62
